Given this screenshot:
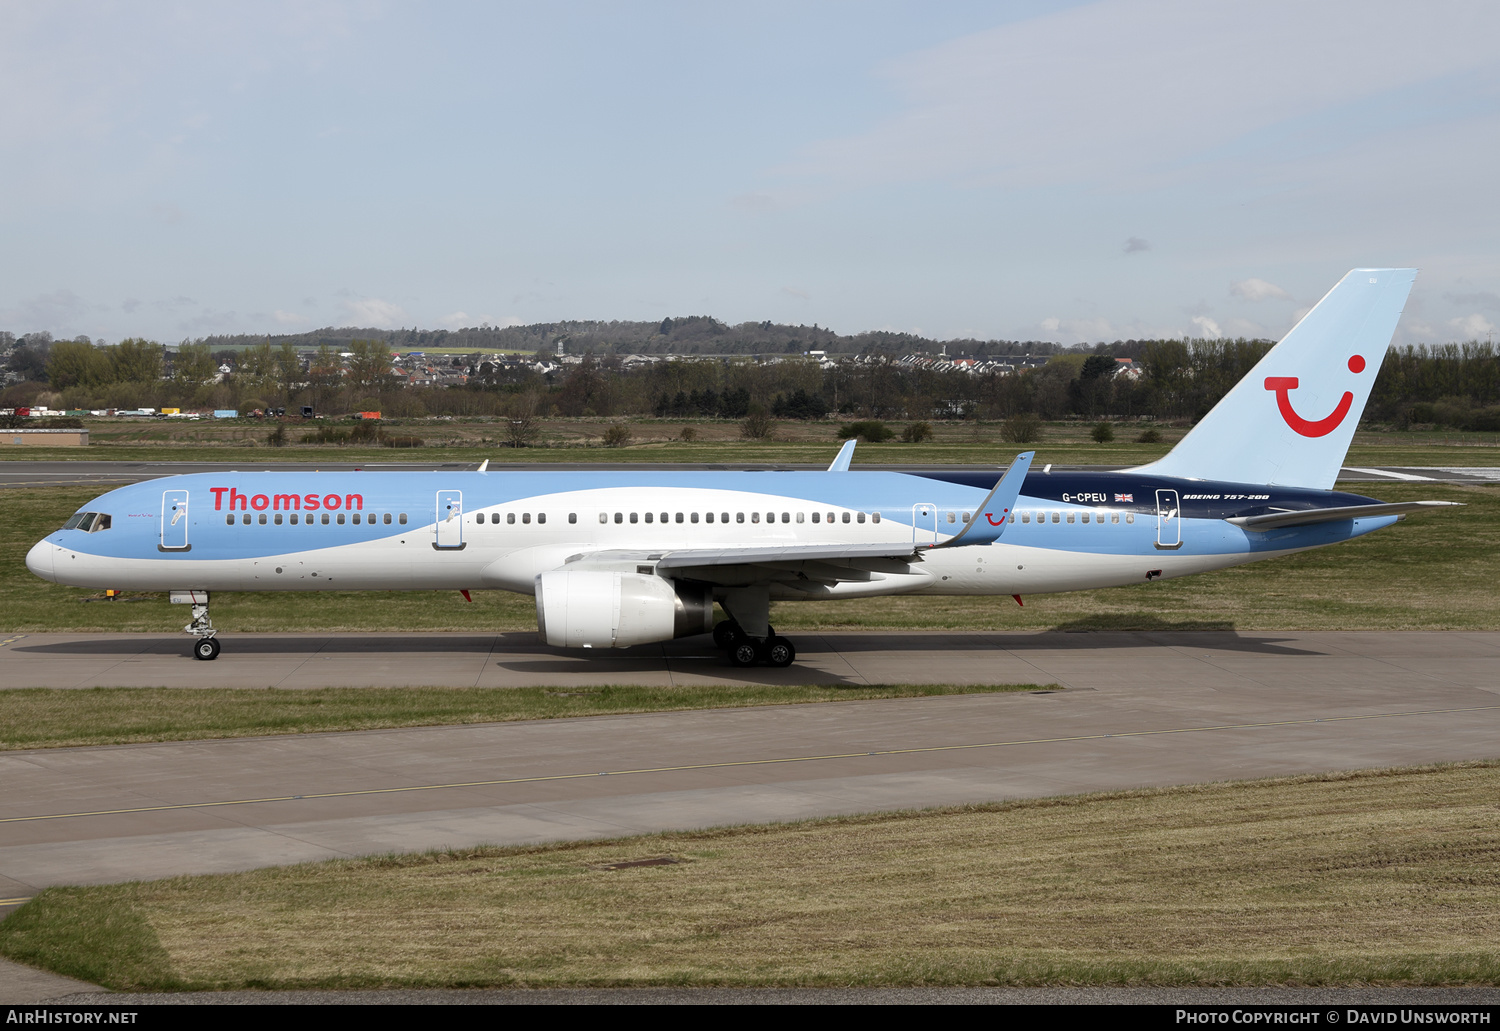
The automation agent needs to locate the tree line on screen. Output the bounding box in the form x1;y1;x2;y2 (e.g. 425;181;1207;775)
4;331;1500;431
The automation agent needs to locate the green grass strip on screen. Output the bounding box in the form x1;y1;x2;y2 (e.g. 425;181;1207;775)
0;683;1045;751
4;761;1498;989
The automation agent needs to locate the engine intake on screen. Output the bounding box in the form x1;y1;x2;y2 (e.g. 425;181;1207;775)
535;570;713;649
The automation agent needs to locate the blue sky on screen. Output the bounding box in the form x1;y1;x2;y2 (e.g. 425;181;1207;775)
4;0;1499;346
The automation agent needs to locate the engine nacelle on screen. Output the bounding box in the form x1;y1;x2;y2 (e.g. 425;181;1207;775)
535;570;713;649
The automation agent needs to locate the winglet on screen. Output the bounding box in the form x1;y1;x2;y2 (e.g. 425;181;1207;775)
477;460;489;473
934;451;1034;547
827;439;857;472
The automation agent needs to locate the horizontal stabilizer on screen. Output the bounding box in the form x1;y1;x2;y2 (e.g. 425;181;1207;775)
1226;500;1461;531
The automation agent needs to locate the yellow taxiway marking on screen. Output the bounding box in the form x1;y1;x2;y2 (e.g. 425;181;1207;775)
0;897;33;906
6;703;1500;826
0;635;26;648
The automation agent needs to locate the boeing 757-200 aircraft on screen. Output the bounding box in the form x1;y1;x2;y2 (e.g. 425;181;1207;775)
27;269;1458;667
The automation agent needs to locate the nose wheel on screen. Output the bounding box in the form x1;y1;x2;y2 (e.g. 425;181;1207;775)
184;597;221;660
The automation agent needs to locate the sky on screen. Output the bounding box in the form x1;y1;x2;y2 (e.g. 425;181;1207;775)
3;0;1500;347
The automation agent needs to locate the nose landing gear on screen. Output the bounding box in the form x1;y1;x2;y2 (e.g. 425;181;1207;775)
171;590;221;660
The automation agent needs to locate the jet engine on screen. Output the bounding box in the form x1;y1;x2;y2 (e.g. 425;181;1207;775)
535;570;713;649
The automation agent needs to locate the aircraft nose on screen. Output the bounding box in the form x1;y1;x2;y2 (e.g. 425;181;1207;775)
26;539;56;582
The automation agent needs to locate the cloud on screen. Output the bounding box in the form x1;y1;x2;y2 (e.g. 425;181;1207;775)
1124;237;1150;254
782;1;1500;190
1191;315;1222;338
728;192;778;212
341;297;407;328
438;311;470;328
0;289;95;331
273;310;306;325
1230;278;1292;302
1450;313;1496;339
1039;315;1114;342
121;298;140;313
1445;291;1500;311
149;202;185;225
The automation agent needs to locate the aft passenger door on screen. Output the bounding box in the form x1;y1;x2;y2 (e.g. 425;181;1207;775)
160;489;190;551
1155;489;1183;550
435;490;464;549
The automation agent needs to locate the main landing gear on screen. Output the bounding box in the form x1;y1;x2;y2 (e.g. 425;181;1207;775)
714;620;796;668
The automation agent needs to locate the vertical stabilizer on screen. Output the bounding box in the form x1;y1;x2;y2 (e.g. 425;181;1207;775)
1135;268;1416;489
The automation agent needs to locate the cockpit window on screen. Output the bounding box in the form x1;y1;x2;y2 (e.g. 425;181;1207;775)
62;512;111;532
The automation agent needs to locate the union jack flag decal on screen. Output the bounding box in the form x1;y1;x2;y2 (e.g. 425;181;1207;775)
1114;493;1134;503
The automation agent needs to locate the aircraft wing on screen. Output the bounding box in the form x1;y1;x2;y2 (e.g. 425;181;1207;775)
1226;500;1461;531
561;541;927;587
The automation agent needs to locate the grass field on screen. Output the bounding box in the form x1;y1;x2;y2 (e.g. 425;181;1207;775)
4;761;1497;989
0;682;1042;751
4;480;1496;634
6;417;1500;467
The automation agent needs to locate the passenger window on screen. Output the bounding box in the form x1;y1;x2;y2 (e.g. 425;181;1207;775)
275;513;284;525
385;513;393;525
568;513;577;524
399;513;407;524
812;512;820;523
796;512;804;523
538;513;546;524
290;513;299;525
353;514;361;525
676;513;684;523
244;514;252;525
691;513;699;523
1066;513;1075;523
1111;513;1119;524
630;512;638;523
226;514;234;525
259;513;268;525
705;512;714;523
782;512;790;523
857;513;865;523
751;512;760;523
721;512;729;523
946;512;955;524
737;512;745;523
962;512;970;523
1082;513;1090;523
1022;512;1030;523
614;513;622;524
872;512;880;524
1126;513;1134;523
842;512;850;523
522;512;531;524
660;512;668;523
337;513;346;524
645;512;653;523
1008;513;1015;523
827;511;835;524
599;513;607;524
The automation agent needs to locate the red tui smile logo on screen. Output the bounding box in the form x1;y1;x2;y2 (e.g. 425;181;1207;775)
1264;355;1366;438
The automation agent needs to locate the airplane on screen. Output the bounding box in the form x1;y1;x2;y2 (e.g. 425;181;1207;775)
26;268;1460;667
